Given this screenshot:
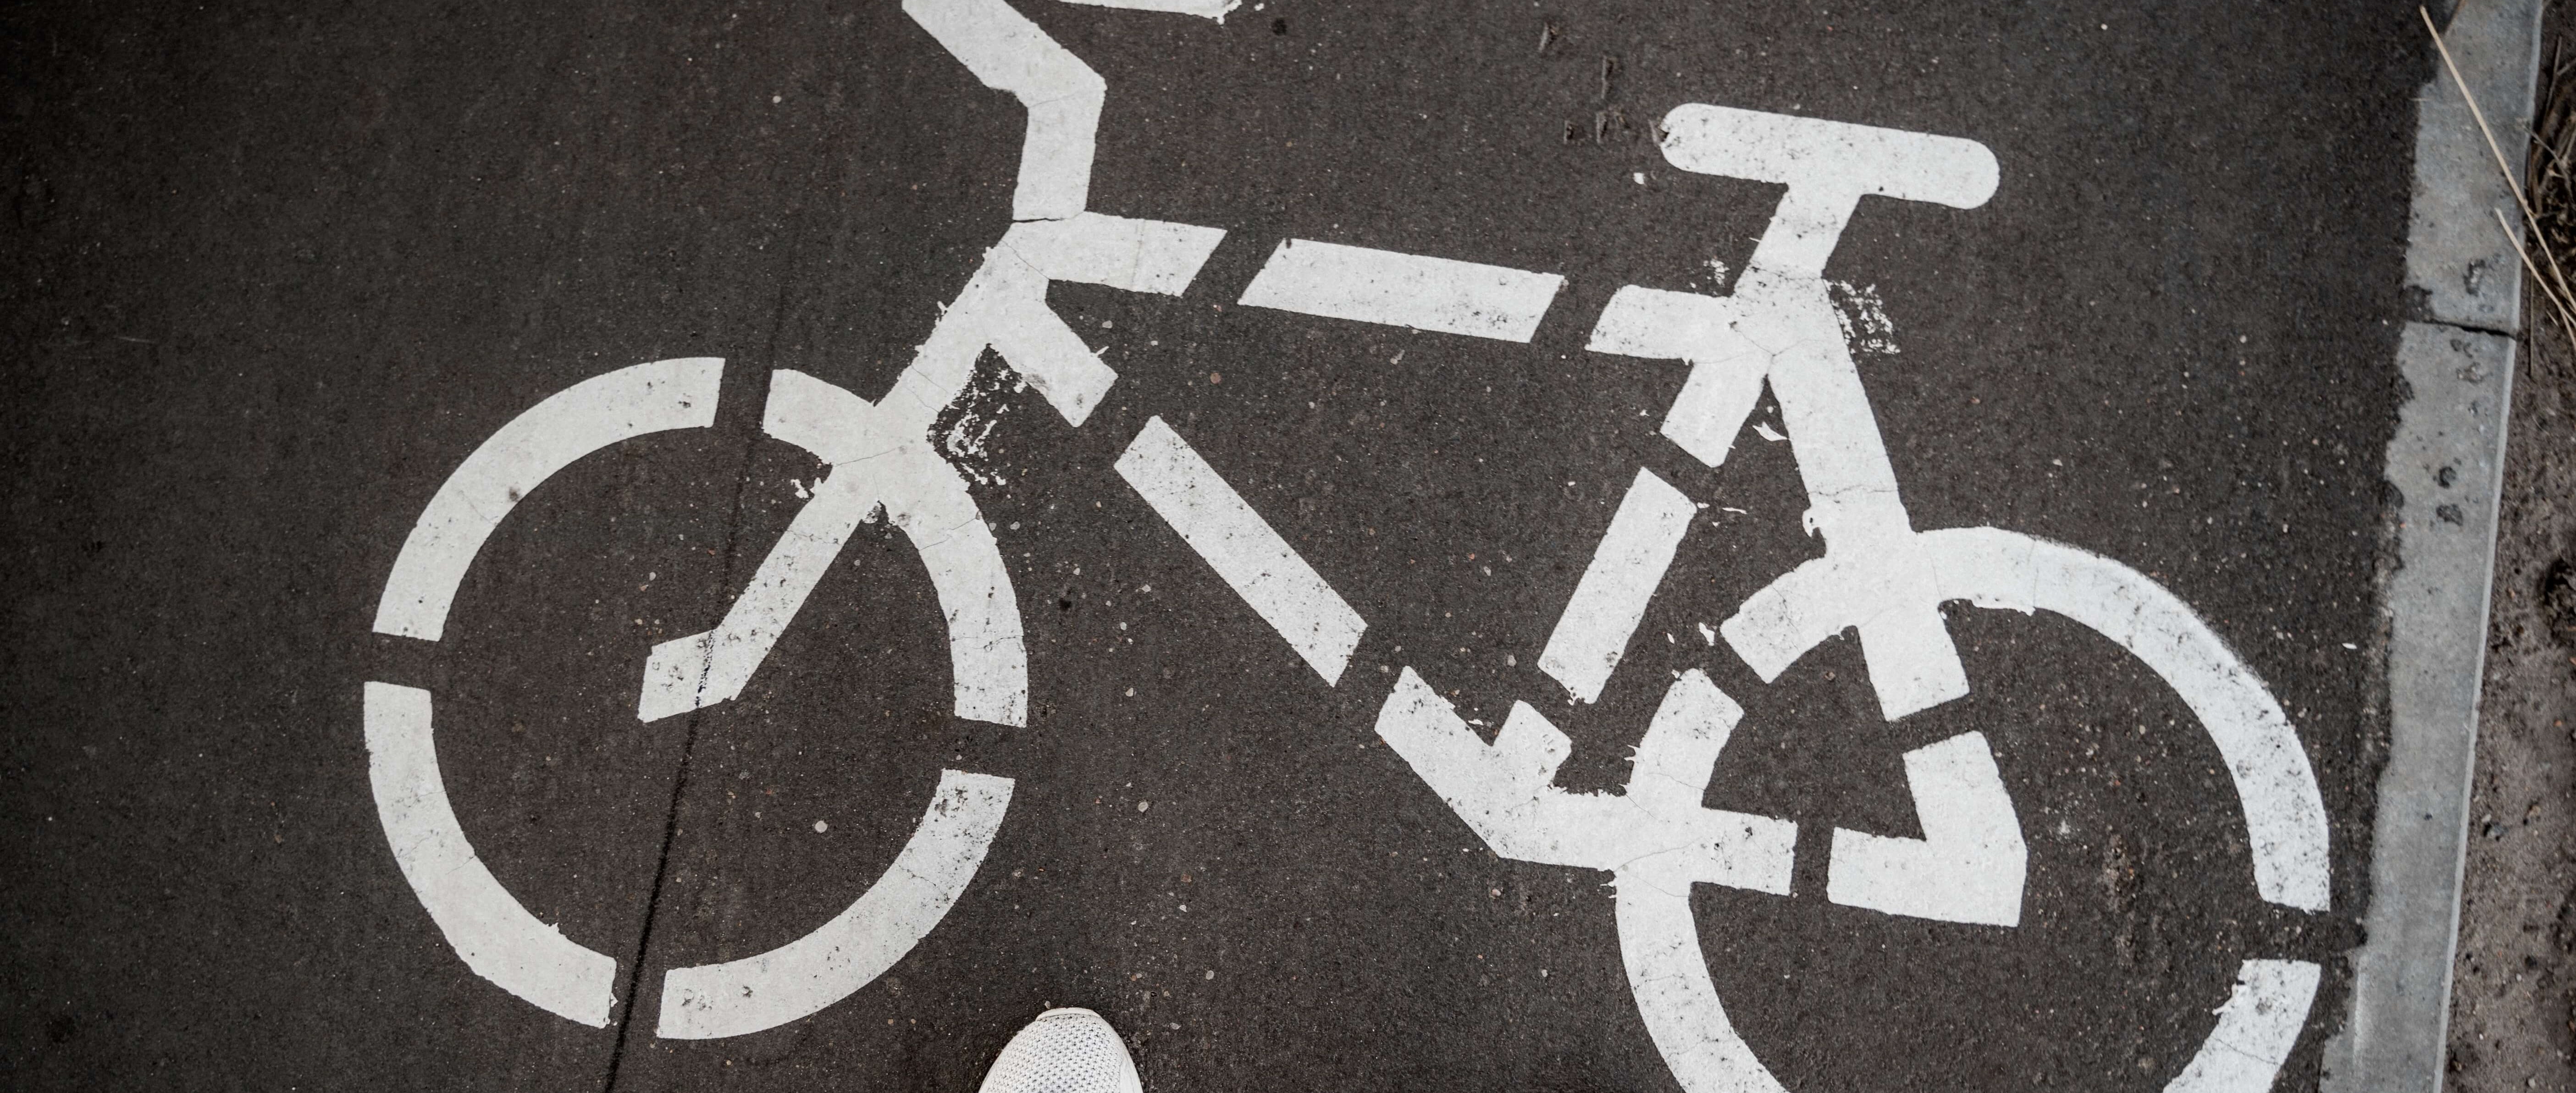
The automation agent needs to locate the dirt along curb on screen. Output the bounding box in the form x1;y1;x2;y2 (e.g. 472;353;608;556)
2444;0;2576;1086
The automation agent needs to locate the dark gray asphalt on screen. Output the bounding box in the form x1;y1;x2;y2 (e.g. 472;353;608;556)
3;1;2429;1089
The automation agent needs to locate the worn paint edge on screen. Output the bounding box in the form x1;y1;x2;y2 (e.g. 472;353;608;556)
2321;1;2542;1089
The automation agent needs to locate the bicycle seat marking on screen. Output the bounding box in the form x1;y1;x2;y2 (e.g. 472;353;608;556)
365;0;2338;1085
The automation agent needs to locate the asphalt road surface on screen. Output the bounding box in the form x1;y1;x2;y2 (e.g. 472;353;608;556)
0;1;2466;1090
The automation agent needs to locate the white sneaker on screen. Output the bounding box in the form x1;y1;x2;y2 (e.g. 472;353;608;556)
978;1008;1144;1093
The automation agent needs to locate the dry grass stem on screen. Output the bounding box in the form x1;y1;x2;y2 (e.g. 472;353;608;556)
2496;206;2576;335
2424;6;2576;334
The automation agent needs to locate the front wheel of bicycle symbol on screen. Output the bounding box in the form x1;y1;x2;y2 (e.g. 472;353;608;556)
1653;532;2323;1093
1380;525;2331;1093
365;358;1020;1039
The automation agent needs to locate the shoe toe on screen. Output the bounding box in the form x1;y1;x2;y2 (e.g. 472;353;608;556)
978;1008;1142;1093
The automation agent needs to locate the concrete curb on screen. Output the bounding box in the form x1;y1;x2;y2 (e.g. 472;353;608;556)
2321;1;2543;1089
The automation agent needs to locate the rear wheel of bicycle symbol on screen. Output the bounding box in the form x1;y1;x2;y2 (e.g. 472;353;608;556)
365;358;1018;1038
362;0;1228;1039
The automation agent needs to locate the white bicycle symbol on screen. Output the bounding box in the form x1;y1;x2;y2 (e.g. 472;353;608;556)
360;0;2335;1086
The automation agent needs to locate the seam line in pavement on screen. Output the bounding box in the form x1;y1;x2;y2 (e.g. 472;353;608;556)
600;356;780;1090
2418;316;2519;338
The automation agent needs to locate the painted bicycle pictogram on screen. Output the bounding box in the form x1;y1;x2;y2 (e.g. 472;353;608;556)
364;0;2334;1085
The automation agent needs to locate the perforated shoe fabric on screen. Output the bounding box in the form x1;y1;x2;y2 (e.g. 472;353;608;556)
978;1008;1144;1093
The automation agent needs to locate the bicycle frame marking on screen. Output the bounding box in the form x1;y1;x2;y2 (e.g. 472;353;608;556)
635;212;1226;724
1237;238;1566;342
1116;417;1367;684
1536;467;1698;703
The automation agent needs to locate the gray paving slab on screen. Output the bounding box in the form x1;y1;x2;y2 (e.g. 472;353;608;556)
2324;1;2543;1089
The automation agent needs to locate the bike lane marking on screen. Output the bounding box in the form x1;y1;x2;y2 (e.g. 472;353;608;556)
654;771;1014;1040
1237;238;1565;342
1325;98;2337;1093
1056;0;1239;18
365;682;622;1027
1822;731;2025;927
623;0;1238;1041
350;2;2345;1079
367;357;724;1027
1918;528;2329;913
373;356;723;643
1115;416;1366;685
901;0;1103;221
641;0;1228;724
1088;91;2337;1088
2169;961;2326;1093
365;0;1245;1044
1536;467;1697;703
1585;287;1769;469
642;370;1034;727
1374;667;1797;890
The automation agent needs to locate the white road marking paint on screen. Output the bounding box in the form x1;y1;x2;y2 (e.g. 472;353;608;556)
1238;238;1564;342
1382;101;2329;1093
370;0;1227;1040
1055;0;1238;19
645;4;1228;723
657;770;1014;1039
1586;288;1767;468
374;357;721;641
1587;106;2008;720
1116;417;1365;684
1378;667;1793;1093
897;0;1224;422
1615;884;1789;1093
1915;527;2331;911
364;683;619;1027
1719;526;2327;911
1825;730;2027;926
887;213;1224;431
2164;961;2323;1093
1722;536;1968;722
1375;668;1795;891
903;0;1102;221
641;370;1029;726
1657;104;1996;276
1539;468;1697;703
639;458;882;722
